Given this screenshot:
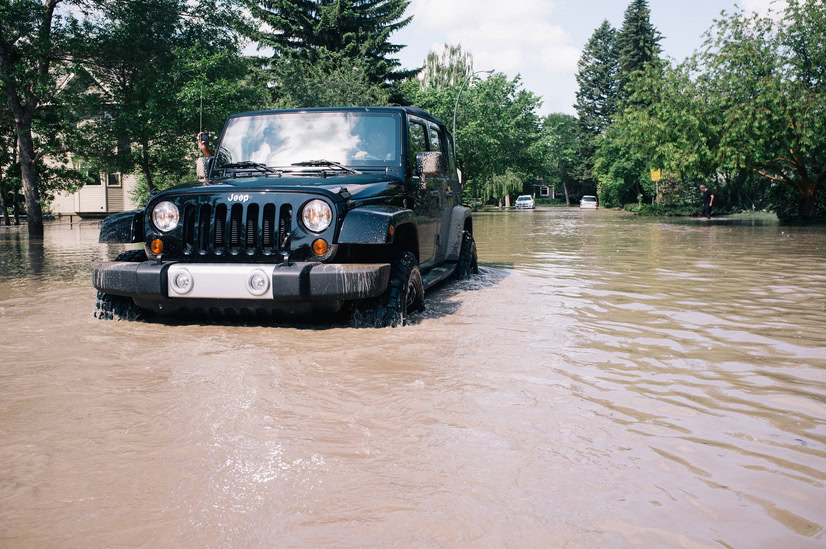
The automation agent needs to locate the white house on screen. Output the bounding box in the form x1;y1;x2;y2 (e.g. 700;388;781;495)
49;167;140;216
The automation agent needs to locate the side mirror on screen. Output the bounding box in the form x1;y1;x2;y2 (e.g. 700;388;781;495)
416;152;447;178
196;156;213;180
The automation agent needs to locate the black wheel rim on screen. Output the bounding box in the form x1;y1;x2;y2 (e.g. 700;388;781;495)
406;278;418;310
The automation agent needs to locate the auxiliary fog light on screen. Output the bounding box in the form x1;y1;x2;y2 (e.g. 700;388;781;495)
247;269;270;296
312;239;329;256
171;268;193;294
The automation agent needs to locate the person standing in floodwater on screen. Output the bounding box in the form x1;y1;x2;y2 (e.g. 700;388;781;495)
700;184;714;219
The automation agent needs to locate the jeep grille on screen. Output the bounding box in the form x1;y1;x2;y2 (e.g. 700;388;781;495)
178;201;293;259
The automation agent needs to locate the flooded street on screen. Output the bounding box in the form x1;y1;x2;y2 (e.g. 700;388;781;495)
1;209;825;548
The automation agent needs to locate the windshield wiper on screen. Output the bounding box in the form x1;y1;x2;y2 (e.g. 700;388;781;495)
291;159;359;174
220;161;280;175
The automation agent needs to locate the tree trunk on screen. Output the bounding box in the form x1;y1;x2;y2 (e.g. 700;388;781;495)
562;178;570;206
799;186;817;220
140;140;156;195
12;192;21;225
0;178;9;226
17;127;44;238
504;194;511;208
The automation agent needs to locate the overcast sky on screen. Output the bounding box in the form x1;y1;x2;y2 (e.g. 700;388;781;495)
394;0;788;115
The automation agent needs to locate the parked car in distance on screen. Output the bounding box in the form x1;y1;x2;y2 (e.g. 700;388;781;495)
580;195;598;209
515;195;535;209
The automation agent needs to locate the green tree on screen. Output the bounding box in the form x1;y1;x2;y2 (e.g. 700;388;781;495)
0;102;19;226
633;63;715;178
268;50;390;108
592;113;651;207
575;20;619;137
407;72;542;205
0;0;84;237
76;0;266;195
243;0;417;98
615;0;661;104
540;113;589;205
698;0;826;220
623;1;826;219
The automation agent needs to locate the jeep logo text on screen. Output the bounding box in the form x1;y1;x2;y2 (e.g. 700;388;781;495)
227;194;250;202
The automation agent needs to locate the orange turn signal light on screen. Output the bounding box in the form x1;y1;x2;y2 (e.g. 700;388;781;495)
150;239;164;255
388;224;395;237
312;239;329;256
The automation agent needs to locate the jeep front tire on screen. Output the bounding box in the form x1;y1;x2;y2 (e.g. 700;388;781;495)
351;251;424;328
94;249;147;321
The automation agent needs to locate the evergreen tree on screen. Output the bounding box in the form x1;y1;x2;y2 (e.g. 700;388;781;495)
616;0;662;103
243;0;417;89
574;20;619;136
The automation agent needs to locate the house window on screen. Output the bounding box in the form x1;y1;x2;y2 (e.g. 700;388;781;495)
540;186;550;197
86;171;101;185
107;173;121;187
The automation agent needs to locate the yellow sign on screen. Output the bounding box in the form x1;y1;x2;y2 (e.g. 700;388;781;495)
650;169;662;182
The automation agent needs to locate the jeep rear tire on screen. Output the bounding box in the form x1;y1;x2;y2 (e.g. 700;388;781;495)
351;251;424;328
454;230;478;280
94;249;147;321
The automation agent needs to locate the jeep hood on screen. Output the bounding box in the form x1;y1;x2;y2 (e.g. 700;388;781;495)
158;172;403;202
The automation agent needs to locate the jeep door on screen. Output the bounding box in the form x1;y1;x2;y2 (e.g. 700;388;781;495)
406;116;440;269
427;122;458;264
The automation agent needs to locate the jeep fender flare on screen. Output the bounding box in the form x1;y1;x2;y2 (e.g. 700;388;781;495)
99;210;145;243
445;206;473;262
337;205;418;247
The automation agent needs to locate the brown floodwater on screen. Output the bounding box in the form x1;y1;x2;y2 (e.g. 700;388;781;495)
1;209;825;548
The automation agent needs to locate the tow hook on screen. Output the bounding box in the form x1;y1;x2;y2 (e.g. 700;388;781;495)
279;234;292;266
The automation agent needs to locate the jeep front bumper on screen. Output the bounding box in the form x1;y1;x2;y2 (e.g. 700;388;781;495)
91;261;391;302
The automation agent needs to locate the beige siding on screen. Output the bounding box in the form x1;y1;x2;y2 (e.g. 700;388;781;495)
122;174;140;210
50;192;78;214
77;184;106;213
50;172;142;215
107;184;124;211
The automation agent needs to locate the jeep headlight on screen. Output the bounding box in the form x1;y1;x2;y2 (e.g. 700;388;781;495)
152;201;179;232
302;199;332;233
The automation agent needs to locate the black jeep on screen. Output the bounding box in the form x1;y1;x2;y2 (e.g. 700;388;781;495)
92;107;478;327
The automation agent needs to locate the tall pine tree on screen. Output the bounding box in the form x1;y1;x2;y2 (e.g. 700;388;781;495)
243;0;417;88
616;0;661;104
574;20;619;136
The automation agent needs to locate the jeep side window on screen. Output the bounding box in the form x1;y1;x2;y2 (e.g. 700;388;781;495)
447;134;457;178
428;123;457;179
408;120;428;177
429;126;441;154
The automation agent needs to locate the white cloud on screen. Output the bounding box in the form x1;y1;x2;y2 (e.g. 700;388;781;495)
411;0;580;76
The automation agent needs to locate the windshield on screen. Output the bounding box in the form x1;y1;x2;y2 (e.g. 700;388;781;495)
582;196;596;202
516;196;530;201
215;111;402;169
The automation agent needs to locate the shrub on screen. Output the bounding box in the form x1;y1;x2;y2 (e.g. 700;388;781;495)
768;184;826;223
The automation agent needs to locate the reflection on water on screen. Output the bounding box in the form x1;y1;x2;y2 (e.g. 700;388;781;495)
1;211;825;548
